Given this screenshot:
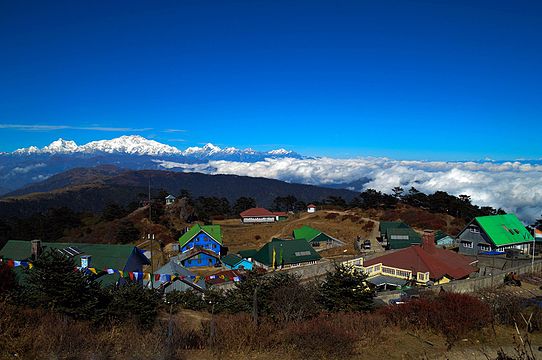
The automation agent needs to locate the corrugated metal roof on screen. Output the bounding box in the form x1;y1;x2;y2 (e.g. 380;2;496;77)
178;224;222;248
253;238;321;266
475;214;534;246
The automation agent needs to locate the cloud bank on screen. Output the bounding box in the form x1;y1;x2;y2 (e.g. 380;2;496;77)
154;157;542;223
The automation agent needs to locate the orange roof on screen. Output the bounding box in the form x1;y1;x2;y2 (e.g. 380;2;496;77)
307;204;316;208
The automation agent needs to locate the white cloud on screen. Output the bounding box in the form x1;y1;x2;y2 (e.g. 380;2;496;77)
0;124;152;132
9;163;47;174
153;157;542;223
1;163;48;179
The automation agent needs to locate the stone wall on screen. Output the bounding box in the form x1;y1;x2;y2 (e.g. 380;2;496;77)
434;260;542;293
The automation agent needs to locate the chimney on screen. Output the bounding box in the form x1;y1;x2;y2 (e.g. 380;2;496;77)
31;240;42;260
80;255;91;268
422;230;437;254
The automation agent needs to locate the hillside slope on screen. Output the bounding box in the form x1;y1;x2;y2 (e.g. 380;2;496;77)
0;167;358;217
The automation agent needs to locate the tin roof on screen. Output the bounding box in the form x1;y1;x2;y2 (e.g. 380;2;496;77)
178;224;222;248
474;214;533;246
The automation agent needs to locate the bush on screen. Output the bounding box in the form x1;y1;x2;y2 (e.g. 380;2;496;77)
106;282;161;329
165;289;207;312
22;249;106;320
0;262;17;297
319;264;374;312
380;292;493;348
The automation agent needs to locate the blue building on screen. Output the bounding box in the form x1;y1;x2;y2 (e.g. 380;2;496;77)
178;224;223;267
221;254;253;270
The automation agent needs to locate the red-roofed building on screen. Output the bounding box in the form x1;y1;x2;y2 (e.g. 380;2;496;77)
240;207;288;223
307;204;316;213
360;231;477;288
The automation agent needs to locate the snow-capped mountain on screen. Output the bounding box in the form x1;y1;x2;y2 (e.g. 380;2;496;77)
12;135;296;158
1;135;302;194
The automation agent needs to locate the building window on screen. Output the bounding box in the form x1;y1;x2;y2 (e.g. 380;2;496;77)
469;227;480;234
463;242;473;249
479;245;491;251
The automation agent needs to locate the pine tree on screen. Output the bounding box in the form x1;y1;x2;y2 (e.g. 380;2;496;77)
106;282;160;329
319;263;374;312
23;249;105;320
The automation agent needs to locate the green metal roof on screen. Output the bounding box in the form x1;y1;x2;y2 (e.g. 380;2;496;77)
386;228;422;250
379;221;409;233
253;238;321;267
238;249;258;259
293;225;321;241
221;254;245;267
0;240;142;270
475;214;534;246
178;224;222;248
434;230;449;241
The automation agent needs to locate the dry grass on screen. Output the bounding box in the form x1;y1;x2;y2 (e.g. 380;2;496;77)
215;210;376;254
3;301;542;360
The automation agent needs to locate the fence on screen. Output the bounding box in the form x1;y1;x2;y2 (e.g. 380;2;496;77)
433;260;542;293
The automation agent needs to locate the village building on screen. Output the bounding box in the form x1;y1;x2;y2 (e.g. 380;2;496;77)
457;214;534;255
0;239;150;286
221;253;253;270
239;207;288;223
177;224;223;267
307;204;316;213
379;221;421;249
361;231;477;290
434;230;455;247
165;194;176;205
240;238;321;270
147;260;206;293
292;225;343;248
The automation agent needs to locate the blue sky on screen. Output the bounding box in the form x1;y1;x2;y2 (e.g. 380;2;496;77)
1;0;541;160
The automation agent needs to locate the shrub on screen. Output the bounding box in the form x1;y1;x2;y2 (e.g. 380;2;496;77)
381;292;493;348
0;262;17;297
106;282;161;329
22;249;106;320
319;264;374;312
165;289;207;312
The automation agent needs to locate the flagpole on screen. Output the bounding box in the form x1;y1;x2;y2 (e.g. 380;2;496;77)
532;228;536;272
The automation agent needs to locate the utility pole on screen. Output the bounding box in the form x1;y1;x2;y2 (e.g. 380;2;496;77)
149;233;155;289
148;175;152;222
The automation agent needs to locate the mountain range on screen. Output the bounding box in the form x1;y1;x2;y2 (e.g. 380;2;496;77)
0;135;304;194
0;166;358;217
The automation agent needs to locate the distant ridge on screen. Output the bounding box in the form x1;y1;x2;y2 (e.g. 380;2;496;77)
0;167;359;217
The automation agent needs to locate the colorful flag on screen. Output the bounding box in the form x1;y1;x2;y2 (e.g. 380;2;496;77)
272;247;276;268
13;261;21;267
144;273;150;281
535;228;542;239
106;268;115;274
233;276;240;282
89;268;97;275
